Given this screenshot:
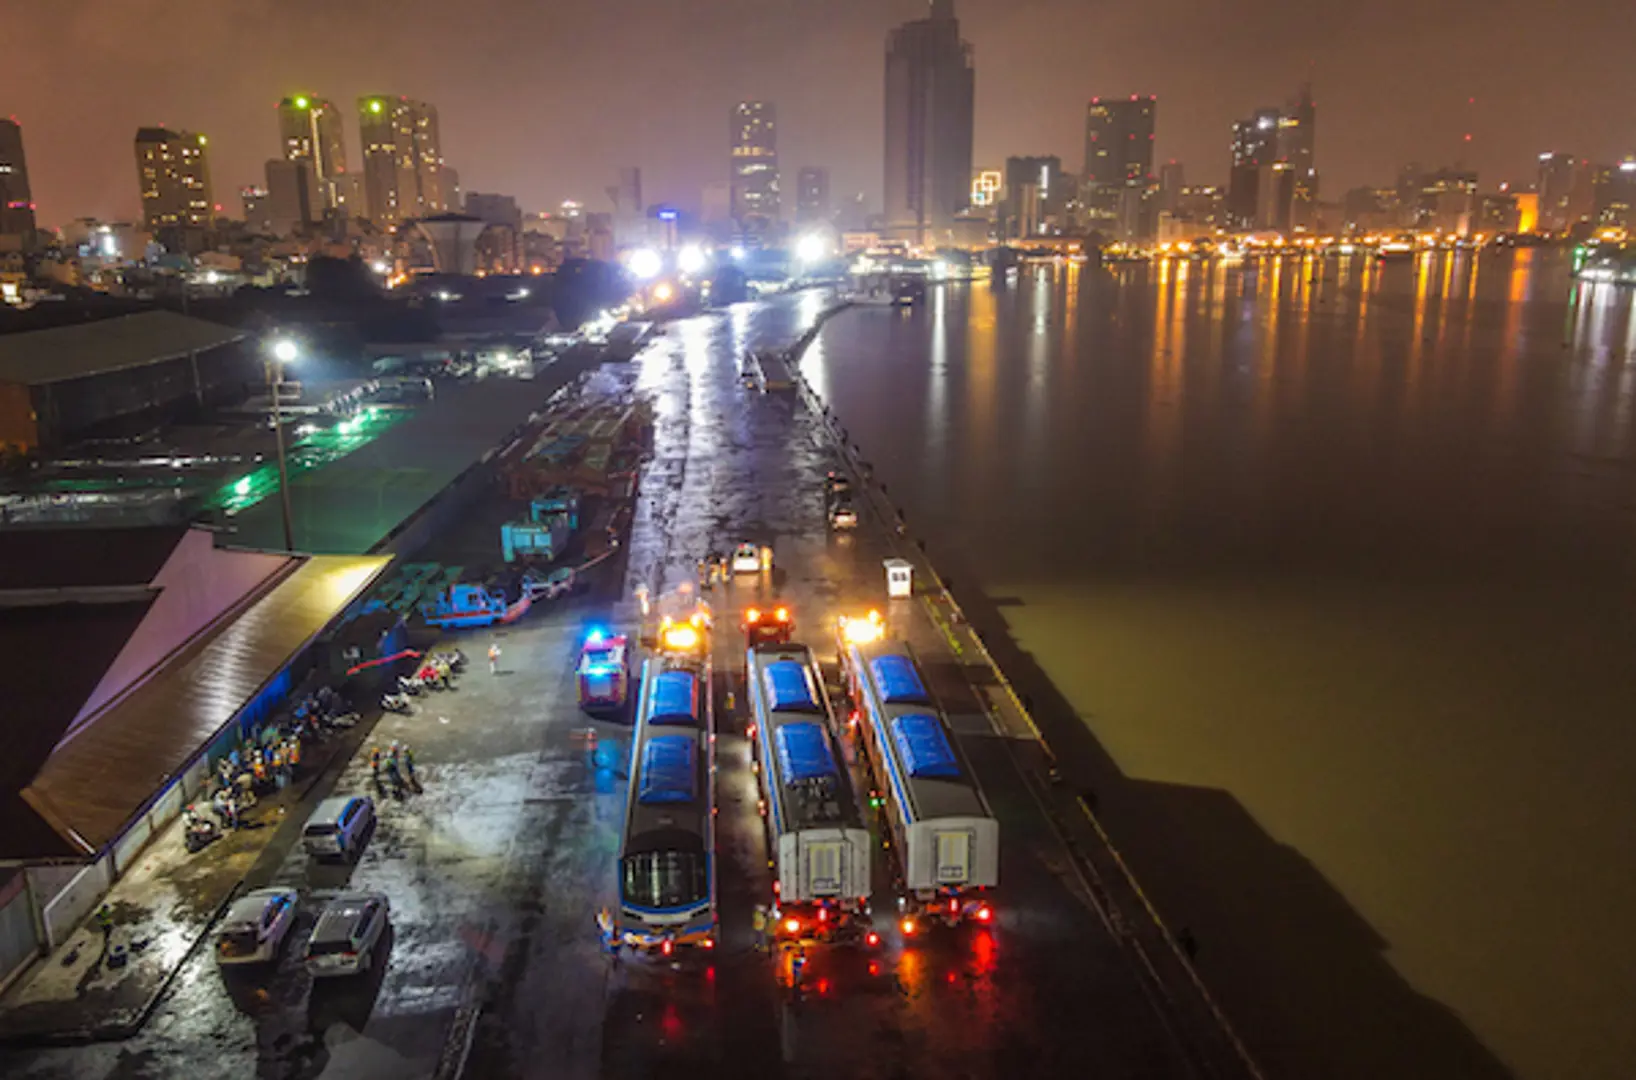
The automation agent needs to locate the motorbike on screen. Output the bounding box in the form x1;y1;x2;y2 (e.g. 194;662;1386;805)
382;693;413;714
398;674;424;696
183;809;220;853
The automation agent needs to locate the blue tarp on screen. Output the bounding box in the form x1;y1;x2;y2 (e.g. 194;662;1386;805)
648;670;698;725
775;721;837;782
871;654;929;705
762;660;816;712
639;735;697;803
890;714;961;779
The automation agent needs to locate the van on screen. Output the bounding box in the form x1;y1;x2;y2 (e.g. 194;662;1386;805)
302;796;375;862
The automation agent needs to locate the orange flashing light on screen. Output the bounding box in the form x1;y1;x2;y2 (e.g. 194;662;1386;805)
784;917;801;935
746;607;761;623
900;917;917;936
774;606;789;622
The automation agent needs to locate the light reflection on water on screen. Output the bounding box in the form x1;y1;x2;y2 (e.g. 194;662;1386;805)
809;251;1636;1080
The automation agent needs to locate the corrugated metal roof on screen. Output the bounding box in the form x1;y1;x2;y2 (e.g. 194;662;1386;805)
0;311;246;387
15;553;389;858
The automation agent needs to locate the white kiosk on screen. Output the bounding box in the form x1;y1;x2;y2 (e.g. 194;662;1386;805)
884;557;914;599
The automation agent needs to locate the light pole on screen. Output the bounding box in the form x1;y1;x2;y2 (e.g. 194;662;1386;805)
268;338;298;551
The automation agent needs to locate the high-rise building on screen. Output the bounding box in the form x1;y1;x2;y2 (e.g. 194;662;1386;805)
1536;153;1576;234
1591;160;1636;229
0;118;36;239
134;127;214;230
883;0;975;243
1227;108;1282;229
796;166;831;224
1083;96;1156;187
731;101;780;233
1158;161;1185;214
264;158;318;235
1279;83;1317;222
240;186;272;234
1001;156;1062;239
358;96;448;226
277;96;349;215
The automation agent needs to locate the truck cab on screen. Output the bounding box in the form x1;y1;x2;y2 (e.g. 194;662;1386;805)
578;630;631;714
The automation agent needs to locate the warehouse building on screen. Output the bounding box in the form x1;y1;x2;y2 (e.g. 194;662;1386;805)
0;311;251;454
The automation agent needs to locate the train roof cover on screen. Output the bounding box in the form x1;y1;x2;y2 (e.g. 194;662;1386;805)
870;653;930;705
638;735;697;803
890;714;961;779
762;659;817;712
775;721;837;782
648;670;698;725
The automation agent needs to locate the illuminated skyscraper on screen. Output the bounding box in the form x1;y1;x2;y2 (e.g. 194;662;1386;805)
1279;83;1318;220
277;96;349;215
1083;96;1155;187
0;117;35;238
134;127;214;229
358;96;448;225
1537;152;1576;233
1227;108;1282;229
884;0;975;243
730;101;779;234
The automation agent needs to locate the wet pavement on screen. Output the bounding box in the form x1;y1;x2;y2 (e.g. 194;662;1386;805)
1;293;1202;1079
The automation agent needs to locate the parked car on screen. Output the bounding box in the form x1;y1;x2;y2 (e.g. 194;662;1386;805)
731;542;766;574
302;796;375;862
828;499;858;530
304;891;391;977
216;888;297;966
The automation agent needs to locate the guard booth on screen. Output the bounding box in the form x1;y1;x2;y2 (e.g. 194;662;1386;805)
884;558;914;599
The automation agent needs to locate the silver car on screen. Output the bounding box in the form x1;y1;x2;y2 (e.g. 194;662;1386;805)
304;891;390;977
301;796;375;862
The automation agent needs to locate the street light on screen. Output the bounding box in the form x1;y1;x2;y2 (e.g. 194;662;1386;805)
266;338;299;551
795;233;828;264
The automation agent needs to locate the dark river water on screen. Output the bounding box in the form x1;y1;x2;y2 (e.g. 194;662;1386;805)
801;252;1636;1079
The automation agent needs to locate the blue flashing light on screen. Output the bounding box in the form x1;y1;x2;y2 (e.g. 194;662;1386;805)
586;628;605;644
658;208;679;221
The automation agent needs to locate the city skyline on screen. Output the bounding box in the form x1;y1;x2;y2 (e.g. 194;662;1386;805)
4;0;1636;228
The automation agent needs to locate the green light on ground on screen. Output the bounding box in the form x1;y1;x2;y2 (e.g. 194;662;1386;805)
235;476;252;495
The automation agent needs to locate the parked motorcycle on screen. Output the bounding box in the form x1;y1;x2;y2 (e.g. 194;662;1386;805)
183;808;220;853
382;693;413;714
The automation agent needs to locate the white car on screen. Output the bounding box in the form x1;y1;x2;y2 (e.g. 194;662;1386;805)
216;888;297;966
305;891;391;978
828;501;858;530
731;542;765;574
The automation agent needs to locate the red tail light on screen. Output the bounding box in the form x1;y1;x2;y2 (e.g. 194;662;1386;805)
976;905;992;923
661;939;674;957
949;899;958;914
866;931;880;947
701;937;716;950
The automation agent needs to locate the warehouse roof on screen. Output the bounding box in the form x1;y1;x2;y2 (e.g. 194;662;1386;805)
0;553;389;861
0;310;246;387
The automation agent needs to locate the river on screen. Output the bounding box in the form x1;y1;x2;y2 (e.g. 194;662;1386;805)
800;251;1636;1080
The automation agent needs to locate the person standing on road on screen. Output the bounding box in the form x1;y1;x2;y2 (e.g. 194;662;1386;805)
751;904;768;953
488;642;502;675
370;745;382;781
94;904;114;955
403;744;418;786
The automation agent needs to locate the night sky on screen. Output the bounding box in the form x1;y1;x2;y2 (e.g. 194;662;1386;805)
7;0;1634;227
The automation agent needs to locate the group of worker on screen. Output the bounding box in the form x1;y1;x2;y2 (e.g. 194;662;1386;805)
369;740;420;794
